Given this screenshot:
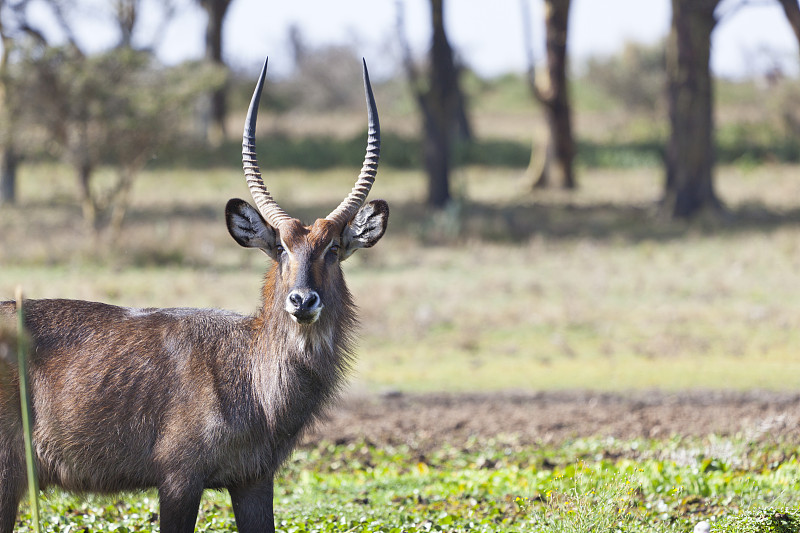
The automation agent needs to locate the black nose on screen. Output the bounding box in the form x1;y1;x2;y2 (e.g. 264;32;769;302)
287;290;320;312
286;289;322;324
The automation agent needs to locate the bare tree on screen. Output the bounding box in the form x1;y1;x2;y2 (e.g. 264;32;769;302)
397;0;471;208
0;4;17;205
662;0;723;218
522;0;575;189
6;0;222;237
198;0;233;145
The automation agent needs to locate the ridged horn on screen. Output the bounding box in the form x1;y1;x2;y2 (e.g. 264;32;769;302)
326;58;380;226
242;57;293;228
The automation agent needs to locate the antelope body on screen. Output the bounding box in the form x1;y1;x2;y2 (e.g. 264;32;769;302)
0;59;388;533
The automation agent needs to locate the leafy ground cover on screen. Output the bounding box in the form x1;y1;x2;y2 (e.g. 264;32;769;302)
12;436;800;532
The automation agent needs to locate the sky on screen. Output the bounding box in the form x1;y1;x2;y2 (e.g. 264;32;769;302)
21;0;800;80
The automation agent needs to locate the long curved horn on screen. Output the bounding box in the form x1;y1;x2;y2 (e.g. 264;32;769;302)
326;58;380;226
242;58;293;228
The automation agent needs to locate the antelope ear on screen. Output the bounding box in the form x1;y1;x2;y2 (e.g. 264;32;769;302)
225;199;280;260
341;199;389;260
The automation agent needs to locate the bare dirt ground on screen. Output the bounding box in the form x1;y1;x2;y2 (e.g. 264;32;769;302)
306;390;800;447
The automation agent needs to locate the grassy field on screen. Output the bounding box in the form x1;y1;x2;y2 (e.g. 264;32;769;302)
2;162;800;393
2;53;800;530
12;435;800;532
2;158;800;531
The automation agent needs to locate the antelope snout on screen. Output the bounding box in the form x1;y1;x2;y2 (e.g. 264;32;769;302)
286;289;323;324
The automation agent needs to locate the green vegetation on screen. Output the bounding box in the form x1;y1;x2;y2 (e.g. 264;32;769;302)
3;58;800;530
11;436;800;532
2;162;800;393
5;161;799;528
142;124;798;173
146;65;800;172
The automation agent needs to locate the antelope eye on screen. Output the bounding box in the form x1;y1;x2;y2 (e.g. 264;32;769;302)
275;244;286;256
329;244;340;255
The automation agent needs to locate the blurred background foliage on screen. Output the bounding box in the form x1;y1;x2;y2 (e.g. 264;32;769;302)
1;1;800;225
3;5;800;530
1;1;800;394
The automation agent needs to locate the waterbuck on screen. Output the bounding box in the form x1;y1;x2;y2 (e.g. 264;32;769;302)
0;58;389;533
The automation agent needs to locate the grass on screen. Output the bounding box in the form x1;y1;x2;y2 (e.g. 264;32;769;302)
4;59;800;533
2;63;800;532
3;142;800;532
3;162;800;393
11;435;800;532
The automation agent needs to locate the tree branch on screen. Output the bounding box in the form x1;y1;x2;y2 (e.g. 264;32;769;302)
520;0;546;103
150;0;178;52
776;0;800;46
394;0;424;104
42;0;84;56
715;0;772;24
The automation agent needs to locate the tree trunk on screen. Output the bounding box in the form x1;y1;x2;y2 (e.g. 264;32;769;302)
423;104;451;207
525;0;575;190
536;86;574;189
453;62;473;143
108;167;136;243
114;0;137;48
0;146;17;205
77;157;97;230
200;0;231;145
777;0;800;46
662;0;722;218
0;23;16;205
423;0;456;208
397;0;471;208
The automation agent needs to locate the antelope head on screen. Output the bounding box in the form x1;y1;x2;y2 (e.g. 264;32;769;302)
226;59;389;325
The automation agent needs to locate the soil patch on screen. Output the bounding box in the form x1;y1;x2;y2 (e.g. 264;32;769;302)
306;390;800;447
